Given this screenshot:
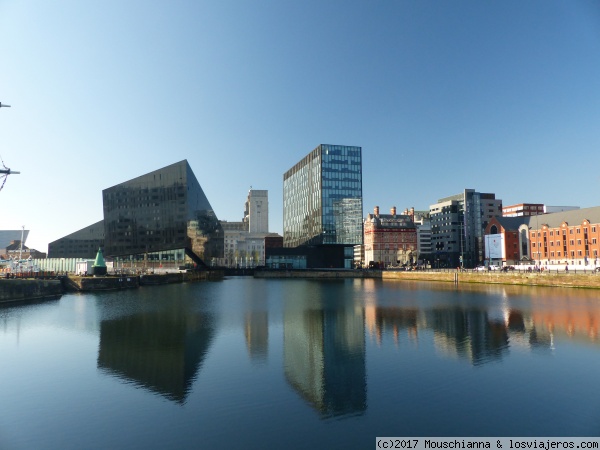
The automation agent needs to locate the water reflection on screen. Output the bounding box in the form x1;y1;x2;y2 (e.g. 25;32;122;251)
430;308;509;365
96;291;215;404
244;310;268;363
365;281;600;365
283;281;366;418
4;279;600;448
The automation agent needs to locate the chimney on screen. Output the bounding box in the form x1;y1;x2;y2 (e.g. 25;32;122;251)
374;206;379;217
391;206;396;217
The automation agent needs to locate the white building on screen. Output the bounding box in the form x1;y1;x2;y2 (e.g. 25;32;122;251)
244;189;269;233
221;189;279;267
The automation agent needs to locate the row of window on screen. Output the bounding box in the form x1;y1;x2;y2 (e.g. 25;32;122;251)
532;226;597;237
534;250;599;258
532;238;597;246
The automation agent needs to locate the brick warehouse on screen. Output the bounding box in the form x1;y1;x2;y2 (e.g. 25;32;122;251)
485;206;600;267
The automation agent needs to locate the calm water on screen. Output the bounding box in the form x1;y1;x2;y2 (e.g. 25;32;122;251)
2;277;600;449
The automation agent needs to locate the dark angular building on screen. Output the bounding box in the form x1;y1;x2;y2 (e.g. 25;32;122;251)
102;160;223;265
49;160;223;266
48;220;105;259
98;306;215;404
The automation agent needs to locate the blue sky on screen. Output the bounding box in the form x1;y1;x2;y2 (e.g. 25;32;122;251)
1;1;599;252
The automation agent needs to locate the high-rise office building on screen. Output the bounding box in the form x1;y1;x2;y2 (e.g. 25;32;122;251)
429;189;502;268
283;144;363;248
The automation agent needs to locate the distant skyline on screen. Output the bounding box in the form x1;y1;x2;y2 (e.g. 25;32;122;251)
1;1;599;252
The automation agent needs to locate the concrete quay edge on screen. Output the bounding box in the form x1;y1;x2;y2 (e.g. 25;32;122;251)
255;269;600;289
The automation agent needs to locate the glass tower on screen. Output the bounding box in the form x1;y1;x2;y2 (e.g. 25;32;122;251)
283;144;363;248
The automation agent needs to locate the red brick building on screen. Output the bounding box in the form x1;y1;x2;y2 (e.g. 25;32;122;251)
486;207;600;268
363;206;417;268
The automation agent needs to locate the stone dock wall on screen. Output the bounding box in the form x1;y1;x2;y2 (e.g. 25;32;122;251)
254;269;382;279
0;279;64;304
384;270;600;289
0;270;224;302
256;269;600;289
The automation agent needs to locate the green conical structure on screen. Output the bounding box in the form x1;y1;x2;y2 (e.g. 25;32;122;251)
92;247;107;276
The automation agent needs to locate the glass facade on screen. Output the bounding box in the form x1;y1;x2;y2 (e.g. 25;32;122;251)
102;160;223;264
48;220;105;258
283;145;363;248
430;189;501;268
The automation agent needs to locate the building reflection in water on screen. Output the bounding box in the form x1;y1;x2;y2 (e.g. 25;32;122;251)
97;308;215;404
244;310;269;364
430;308;509;365
364;282;600;365
283;285;366;418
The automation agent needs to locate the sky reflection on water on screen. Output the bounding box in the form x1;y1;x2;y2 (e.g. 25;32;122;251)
1;278;600;449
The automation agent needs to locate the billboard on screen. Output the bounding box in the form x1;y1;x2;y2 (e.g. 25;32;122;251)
485;234;504;259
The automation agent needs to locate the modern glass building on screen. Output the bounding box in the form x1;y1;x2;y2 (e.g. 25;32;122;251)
283;144;363;249
48;220;105;259
429;189;502;268
102;160;223;266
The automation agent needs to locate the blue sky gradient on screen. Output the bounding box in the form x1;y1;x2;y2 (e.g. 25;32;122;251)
1;1;599;251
